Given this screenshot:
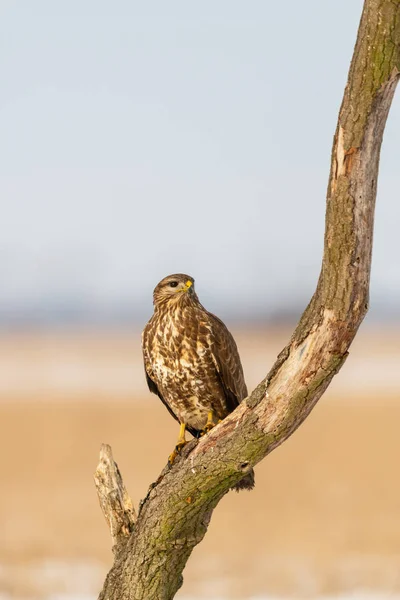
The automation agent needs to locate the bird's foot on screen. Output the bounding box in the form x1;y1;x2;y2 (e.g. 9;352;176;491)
168;440;188;465
200;410;216;436
201;422;215;435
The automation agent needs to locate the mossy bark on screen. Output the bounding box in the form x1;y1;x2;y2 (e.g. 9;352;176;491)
97;1;400;598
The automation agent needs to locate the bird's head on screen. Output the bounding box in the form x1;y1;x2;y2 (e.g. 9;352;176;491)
153;273;197;307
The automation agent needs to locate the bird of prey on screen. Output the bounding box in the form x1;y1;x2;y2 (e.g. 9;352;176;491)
142;273;254;490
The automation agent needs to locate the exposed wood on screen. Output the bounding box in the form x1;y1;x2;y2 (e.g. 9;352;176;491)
96;1;400;598
94;444;136;553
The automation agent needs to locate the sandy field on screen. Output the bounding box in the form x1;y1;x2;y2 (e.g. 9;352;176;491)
0;326;399;599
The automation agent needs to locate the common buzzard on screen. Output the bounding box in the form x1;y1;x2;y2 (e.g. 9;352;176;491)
142;273;254;490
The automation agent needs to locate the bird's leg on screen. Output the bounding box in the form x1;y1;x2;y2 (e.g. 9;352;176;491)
202;410;216;434
168;422;187;465
176;422;187;451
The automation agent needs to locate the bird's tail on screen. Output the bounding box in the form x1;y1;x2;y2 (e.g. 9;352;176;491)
232;468;255;492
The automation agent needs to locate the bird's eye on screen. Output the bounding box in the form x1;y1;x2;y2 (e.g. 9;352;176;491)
169;281;179;288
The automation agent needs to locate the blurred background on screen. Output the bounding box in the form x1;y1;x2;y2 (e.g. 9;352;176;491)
1;1;399;599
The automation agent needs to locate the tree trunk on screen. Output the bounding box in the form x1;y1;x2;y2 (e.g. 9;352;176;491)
96;1;400;598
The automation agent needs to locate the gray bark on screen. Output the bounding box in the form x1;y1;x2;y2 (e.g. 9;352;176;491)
96;1;400;598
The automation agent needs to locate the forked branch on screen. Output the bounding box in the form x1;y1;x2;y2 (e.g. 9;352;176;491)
97;1;400;598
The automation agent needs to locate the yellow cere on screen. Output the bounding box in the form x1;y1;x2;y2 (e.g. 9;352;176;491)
185;281;193;288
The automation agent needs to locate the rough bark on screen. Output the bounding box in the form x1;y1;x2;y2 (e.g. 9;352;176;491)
97;1;400;598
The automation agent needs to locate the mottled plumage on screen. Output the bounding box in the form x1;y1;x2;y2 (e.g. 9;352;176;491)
142;273;254;490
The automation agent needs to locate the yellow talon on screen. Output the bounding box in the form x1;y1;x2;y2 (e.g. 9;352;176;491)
168;423;187;465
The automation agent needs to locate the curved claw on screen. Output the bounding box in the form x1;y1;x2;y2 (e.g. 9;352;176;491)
201;422;215;435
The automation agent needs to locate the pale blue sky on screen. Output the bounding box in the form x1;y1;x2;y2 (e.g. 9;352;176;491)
1;1;399;322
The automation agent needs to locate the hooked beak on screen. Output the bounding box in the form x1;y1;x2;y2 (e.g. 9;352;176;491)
174;280;193;294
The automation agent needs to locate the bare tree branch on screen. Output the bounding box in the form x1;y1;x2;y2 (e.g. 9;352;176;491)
97;1;400;598
94;444;136;553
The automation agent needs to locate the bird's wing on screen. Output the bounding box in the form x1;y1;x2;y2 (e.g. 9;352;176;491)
144;369;180;423
206;311;248;413
141;322;180;424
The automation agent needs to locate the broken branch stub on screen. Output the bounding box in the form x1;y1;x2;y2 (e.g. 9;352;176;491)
94;443;136;552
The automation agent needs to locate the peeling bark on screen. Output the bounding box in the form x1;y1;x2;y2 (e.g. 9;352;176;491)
96;1;400;598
